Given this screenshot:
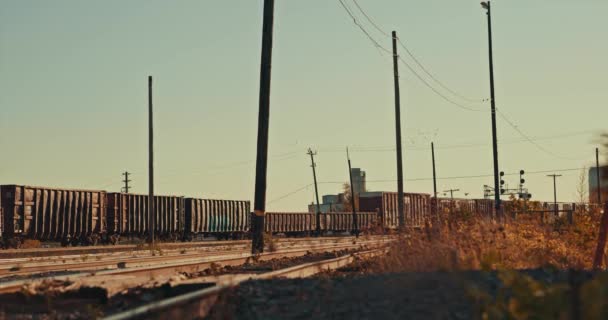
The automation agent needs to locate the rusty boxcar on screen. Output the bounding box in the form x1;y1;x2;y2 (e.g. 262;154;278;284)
265;212;314;236
184;198;250;239
359;192;432;229
325;212;379;233
0;185;107;245
106;193;184;241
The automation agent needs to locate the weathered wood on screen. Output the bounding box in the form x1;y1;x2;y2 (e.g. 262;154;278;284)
593;202;608;270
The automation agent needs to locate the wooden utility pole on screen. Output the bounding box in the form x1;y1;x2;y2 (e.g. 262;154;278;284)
597;147;602;205
347;148;359;237
122;171;131;193
148;76;155;245
547;174;562;217
308;148;322;236
391;31;405;228
252;0;275;254
431;142;438;218
481;1;501;218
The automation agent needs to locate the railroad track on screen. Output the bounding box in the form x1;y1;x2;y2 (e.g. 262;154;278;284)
103;248;387;320
0;236;393;294
0;235;376;259
0;236;390;278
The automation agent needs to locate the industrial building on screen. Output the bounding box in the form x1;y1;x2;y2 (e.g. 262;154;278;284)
308;168;366;213
589;165;608;204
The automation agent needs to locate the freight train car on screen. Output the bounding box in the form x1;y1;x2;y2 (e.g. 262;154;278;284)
0;185;107;246
265;212;314;236
184;198;250;240
435;198;495;216
359;192;432;229
325;212;379;233
264;212;379;236
106;193;184;242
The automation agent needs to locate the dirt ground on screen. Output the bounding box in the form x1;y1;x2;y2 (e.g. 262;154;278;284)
205;269;596;320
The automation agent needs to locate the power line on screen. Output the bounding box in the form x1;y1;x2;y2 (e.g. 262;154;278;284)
397;38;488;104
317;129;596;153
351;0;390;37
496;109;580;160
268;183;312;204
336;0;391;54
267;167;585;206
349;0;487;103
398;55;486;112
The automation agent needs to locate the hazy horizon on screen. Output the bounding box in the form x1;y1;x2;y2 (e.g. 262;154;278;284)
1;0;606;211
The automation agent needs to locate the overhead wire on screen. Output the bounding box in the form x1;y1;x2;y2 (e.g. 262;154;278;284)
269;166;586;205
349;0;487;104
496;109;580;161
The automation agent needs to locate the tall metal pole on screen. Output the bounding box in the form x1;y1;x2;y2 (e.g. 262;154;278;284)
347;148;359;237
431;142;438;218
482;1;501;218
252;0;275;254
391;31;405;228
308;148;322;236
547;174;562;217
148;76;155;245
597;148;602;205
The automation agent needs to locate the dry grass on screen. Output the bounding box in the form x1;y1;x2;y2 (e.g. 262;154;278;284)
347;204;608;319
364;206;603;273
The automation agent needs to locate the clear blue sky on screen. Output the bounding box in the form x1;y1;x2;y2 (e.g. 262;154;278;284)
1;0;606;211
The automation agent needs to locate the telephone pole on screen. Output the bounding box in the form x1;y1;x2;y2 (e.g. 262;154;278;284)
308;148;322;236
347;148;359;237
444;189;460;200
444;188;460;214
252;0;275;254
481;1;501;218
122;171;131;193
391;30;405;228
597;148;602;205
148;76;155;245
547;174;562;217
431;142;438;218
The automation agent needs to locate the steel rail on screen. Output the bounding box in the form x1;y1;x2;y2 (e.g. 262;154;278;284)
0;238;391;294
102;248;387;320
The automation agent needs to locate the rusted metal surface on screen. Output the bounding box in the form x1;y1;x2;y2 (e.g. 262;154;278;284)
0;185;106;243
265;212;378;234
106;193;183;239
265;212;314;233
184;199;250;236
360;192;431;229
325;212;378;233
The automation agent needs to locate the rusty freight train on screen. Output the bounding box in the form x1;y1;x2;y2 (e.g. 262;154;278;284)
2;184;549;248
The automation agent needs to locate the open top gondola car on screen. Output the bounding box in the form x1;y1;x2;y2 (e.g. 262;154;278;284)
359;192;432;229
184;198;250;240
106;193;184;242
0;185;107;246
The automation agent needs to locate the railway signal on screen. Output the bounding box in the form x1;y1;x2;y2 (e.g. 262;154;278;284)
500;171;505;195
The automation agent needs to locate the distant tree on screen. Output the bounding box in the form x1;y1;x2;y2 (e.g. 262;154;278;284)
341;183;359;212
576;167;588;205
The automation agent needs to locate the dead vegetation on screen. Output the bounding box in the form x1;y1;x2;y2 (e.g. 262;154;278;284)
338;202;608;319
